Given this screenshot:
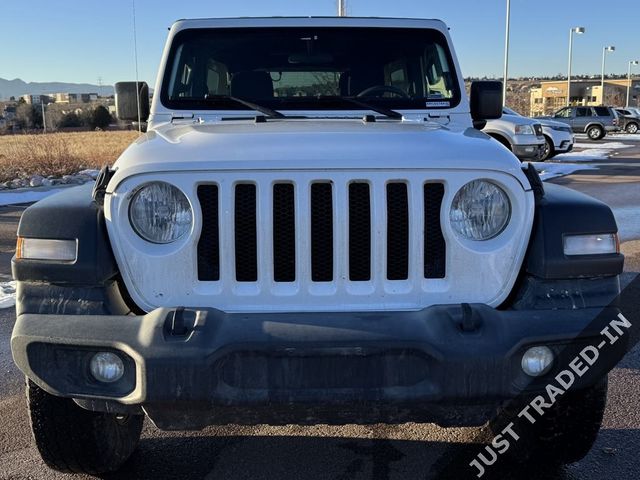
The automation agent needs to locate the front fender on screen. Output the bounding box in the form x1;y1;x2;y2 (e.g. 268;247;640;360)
11;184;118;285
525;183;623;279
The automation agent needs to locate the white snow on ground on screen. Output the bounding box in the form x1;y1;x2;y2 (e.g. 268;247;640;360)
604;134;640;142
552;141;631;163
0;185;76;207
575;133;640;142
531;162;597;181
573;142;633;150
553;149;613;162
77;169;100;179
0;280;16;310
611;206;640;242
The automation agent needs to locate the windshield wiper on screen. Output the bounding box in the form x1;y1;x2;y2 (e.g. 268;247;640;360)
335;97;403;120
203;94;285;119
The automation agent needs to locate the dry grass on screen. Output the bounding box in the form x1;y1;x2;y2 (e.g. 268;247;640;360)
0;131;139;182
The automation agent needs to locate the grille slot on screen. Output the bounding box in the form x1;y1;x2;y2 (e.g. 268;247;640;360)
424;183;446;278
197;185;220;281
273;183;296;282
386;183;409;280
310;183;334;282
235;184;258;282
348;182;371;281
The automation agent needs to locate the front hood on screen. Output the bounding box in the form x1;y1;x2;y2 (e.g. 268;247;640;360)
536;118;568;128
109;119;528;190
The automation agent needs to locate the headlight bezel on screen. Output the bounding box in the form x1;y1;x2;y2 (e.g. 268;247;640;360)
128;181;193;244
449;179;512;242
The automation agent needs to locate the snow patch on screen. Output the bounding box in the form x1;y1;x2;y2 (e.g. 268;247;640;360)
77;169;100;179
0;185;79;207
0;280;16;310
573;142;633;150
607;133;640;142
531;162;597;181
552;149;614;162
611;206;640;242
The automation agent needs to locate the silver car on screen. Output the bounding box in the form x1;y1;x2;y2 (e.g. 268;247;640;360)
504;107;574;161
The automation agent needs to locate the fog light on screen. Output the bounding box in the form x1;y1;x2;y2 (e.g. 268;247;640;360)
89;352;125;383
521;346;554;377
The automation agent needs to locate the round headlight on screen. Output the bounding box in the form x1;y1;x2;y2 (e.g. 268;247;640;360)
450;180;511;241
129;182;192;244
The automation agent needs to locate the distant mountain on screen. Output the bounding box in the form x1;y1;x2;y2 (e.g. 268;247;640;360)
0;78;115;100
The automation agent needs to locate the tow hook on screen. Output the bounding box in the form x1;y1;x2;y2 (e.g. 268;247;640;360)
164;307;196;337
460;303;481;332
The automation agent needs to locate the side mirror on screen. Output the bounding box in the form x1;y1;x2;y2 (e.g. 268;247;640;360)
470;81;503;129
115;81;150;122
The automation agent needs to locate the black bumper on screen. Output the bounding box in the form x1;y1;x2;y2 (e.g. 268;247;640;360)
11;302;620;430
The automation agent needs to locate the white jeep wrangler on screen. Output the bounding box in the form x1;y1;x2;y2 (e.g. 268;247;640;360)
11;17;625;475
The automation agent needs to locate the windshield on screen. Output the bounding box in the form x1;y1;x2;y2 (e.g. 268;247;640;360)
161;27;461;111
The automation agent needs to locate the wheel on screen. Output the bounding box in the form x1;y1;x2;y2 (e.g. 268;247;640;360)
587;125;605;140
626;122;639;134
27;380;144;474
496;378;607;465
539;136;554;161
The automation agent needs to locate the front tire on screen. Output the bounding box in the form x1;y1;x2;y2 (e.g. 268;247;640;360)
539;136;554;161
497;378;607;465
626;122;639;134
27;380;143;474
587;125;605;140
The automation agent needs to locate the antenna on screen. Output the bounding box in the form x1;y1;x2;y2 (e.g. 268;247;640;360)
338;0;346;17
132;0;142;134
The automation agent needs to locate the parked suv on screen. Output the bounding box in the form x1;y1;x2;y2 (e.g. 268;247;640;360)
483;108;545;160
615;108;640;134
11;17;625;475
546;106;619;140
503;107;574;161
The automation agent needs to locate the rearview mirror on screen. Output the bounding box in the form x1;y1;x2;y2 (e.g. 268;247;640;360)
115;81;150;122
470;81;503;129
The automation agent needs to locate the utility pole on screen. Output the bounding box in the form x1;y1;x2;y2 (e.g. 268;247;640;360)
338;0;346;17
502;0;511;105
41;101;46;134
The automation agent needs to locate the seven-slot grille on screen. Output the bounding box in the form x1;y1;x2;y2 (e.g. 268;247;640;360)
197;181;446;283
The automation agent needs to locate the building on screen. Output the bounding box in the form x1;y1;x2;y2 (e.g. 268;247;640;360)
20;94;45;105
52;92;99;104
530;79;640;116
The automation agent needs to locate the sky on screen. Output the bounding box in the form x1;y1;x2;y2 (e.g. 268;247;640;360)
1;0;638;87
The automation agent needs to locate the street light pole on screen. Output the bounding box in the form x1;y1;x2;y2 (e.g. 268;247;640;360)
567;27;585;107
627;60;639;107
601;46;615;105
502;0;511;105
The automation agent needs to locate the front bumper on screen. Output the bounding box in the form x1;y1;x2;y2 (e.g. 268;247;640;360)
512;143;544;159
12;302;620;430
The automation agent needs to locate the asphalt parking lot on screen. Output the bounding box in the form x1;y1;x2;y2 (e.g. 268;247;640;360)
1;138;640;479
